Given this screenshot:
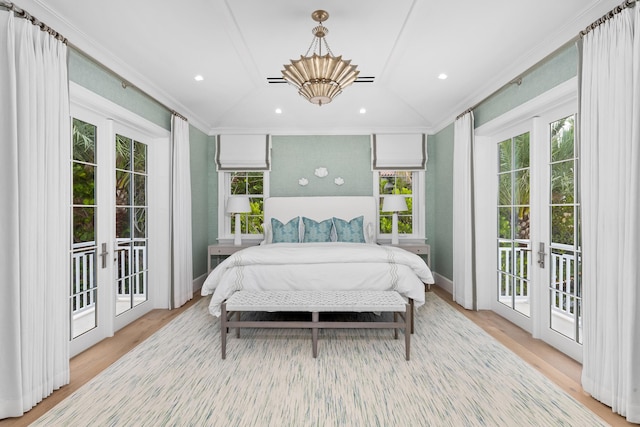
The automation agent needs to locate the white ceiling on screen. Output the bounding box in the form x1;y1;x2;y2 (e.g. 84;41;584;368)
15;0;619;135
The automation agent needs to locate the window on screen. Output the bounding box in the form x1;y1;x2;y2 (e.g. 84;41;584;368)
375;170;424;239
219;171;269;240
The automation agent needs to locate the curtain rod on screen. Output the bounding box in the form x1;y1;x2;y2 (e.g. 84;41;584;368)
456;0;637;121
1;0;189;123
455;35;579;121
1;0;67;42
580;0;637;38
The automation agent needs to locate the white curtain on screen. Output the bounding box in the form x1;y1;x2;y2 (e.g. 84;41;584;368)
171;115;193;308
580;4;640;423
453;112;476;310
0;10;70;418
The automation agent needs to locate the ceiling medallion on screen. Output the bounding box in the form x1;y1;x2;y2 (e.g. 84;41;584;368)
281;10;359;106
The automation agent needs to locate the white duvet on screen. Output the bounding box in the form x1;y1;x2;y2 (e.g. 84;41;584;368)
201;242;435;316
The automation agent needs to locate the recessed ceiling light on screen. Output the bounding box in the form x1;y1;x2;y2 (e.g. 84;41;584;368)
275;108;282;114
438;73;448;80
194;75;204;81
359;108;367;114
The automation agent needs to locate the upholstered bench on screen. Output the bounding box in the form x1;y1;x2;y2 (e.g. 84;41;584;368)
220;290;413;360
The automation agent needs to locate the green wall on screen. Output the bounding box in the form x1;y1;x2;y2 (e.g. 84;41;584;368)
475;43;578;127
270;135;372;197
189;127;212;277
69;50;171;130
426;125;454;279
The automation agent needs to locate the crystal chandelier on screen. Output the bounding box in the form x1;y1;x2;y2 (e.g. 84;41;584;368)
281;10;359;106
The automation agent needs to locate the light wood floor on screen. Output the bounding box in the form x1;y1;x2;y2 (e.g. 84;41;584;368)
0;287;633;427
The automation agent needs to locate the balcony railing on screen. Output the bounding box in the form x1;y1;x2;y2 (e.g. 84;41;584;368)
71;240;147;317
498;246;579;320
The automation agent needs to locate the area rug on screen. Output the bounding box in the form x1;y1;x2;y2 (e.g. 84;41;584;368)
32;292;607;426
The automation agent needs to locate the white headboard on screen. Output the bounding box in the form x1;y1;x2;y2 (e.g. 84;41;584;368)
263;196;377;242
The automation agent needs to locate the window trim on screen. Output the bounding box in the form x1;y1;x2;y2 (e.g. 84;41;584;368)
217;170;270;243
373;170;425;242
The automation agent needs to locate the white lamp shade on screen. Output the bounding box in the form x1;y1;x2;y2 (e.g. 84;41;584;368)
382;195;407;212
226;196;251;213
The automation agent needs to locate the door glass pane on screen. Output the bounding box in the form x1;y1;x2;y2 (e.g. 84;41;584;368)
134;140;146;173
514;170;530;205
496;132;531;317
134;174;146;205
551;206;574;245
550;248;580;340
514;132;530;169
498;173;511;205
498;207;512;239
72;119;96;163
134;207;147;238
116;207;131;239
70;118;98;338
551;116;575;162
551;161;574;203
116;171;131;206
115;134;148;316
498;139;511;172
116;135;131;170
548;115;581;343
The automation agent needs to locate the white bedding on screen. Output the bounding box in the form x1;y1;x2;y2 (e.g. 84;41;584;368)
201;242;435;316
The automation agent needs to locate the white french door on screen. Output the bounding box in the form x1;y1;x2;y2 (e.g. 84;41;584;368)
69;84;171;357
475;81;582;361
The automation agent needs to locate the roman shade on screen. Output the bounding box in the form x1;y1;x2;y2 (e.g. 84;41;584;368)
372;133;426;170
216;134;271;171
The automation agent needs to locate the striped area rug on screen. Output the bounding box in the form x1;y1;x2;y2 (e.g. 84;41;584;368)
33;293;607;426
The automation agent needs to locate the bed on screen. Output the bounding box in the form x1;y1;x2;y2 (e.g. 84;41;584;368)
201;196;435;318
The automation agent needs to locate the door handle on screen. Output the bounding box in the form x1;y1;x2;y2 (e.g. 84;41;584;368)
537;242;546;268
100;242;109;269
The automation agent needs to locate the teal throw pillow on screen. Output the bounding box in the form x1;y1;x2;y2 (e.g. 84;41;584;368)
302;217;333;243
271;217;300;243
333;216;365;243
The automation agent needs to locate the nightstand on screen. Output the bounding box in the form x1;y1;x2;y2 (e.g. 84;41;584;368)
207;243;256;273
385;243;431;268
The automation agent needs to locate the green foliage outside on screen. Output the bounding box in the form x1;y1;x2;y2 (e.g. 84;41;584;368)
230;172;264;234
379;171;413;234
550;116;575;246
72;119;96;243
114;134;147;240
72;119;148;243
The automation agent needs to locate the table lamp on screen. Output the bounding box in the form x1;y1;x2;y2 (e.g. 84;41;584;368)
226;196;251;245
382;195;407;245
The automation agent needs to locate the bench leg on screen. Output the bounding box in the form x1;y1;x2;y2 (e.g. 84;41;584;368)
405;302;412;361
221;302;227;360
393;312;399;339
312;311;319;358
236;311;241;338
410;298;415;334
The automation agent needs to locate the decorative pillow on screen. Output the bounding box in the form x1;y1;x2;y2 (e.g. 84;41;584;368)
271;217;300;243
302;217;333;243
333;216;366;243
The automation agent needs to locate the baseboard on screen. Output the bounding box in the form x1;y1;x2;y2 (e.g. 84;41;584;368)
434;272;453;294
192;273;207;293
